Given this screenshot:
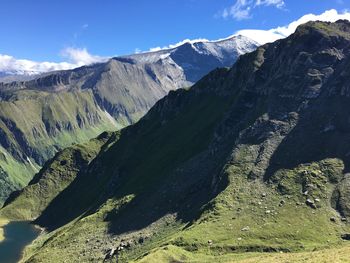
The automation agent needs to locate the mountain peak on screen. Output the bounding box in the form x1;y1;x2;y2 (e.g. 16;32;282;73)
294;19;350;40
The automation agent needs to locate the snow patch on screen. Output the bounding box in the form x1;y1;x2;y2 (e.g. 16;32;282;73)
26;156;39;172
104;110;119;127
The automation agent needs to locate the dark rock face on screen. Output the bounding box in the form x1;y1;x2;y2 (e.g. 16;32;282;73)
332;174;350;217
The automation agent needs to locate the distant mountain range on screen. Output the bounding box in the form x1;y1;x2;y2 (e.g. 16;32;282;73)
0;35;257;202
2;20;350;263
0;72;38;83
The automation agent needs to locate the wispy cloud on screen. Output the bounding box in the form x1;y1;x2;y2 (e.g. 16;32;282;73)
0;47;108;75
0;54;74;75
73;23;89;41
221;0;285;20
61;47;108;66
222;0;253;20
148;38;209;52
147;9;350;54
234;9;350;44
255;0;285;8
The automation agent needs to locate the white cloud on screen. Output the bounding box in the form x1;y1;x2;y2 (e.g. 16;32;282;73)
61;47;108;66
146;9;350;54
148;38;209;52
221;0;284;20
222;0;253;20
0;54;74;75
255;0;285;8
0;48;108;75
235;9;350;45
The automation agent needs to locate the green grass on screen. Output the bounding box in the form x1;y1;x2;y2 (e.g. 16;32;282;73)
0;131;118;221
9;87;350;262
0;89;120;203
132;244;350;263
18;157;350;263
13;86;350;261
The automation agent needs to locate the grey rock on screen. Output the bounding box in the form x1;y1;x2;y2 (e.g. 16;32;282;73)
241;226;250;231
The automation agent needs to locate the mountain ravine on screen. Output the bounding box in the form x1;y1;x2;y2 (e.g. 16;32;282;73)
2;20;350;262
0;35;257;203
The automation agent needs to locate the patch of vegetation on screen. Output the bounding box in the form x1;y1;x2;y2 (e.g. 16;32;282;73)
0;89;119;203
0;131;118;221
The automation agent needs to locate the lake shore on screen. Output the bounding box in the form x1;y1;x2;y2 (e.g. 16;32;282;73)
0;218;9;242
19;224;44;263
0;220;42;263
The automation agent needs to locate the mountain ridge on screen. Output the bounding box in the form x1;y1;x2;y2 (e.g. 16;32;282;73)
0;35;257;203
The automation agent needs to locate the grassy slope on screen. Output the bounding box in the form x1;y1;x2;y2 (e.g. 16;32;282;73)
0;132;117;249
0;131;118;221
129;158;350;262
18;86;350;262
15;78;350;261
14;81;233;262
20;158;350;263
136;244;350;263
133;157;350;263
0;89;119;203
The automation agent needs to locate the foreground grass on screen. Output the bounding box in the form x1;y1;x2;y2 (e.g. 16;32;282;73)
20;159;350;262
237;245;350;263
136;244;350;263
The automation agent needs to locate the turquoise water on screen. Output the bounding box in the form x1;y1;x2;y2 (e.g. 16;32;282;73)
0;221;40;263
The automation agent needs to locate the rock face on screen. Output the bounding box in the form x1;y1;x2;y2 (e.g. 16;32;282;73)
4;21;350;262
0;36;257;203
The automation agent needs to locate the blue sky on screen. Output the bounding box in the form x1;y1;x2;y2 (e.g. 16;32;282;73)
0;0;349;72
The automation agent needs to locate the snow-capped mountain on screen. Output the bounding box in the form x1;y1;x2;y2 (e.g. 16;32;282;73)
125;35;258;82
0;35;258;84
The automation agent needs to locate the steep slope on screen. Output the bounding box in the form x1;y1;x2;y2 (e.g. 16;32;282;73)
5;20;350;262
0;36;257;203
0;131;118;221
0;89;119;202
